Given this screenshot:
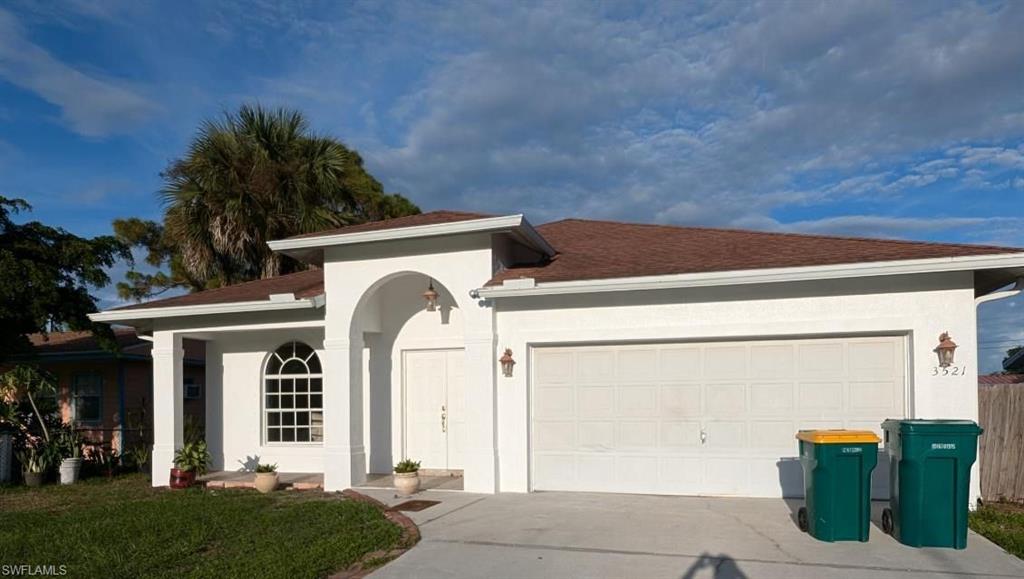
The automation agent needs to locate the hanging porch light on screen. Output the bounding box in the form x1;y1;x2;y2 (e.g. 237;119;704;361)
935;331;958;368
422;279;439;312
499;348;516;378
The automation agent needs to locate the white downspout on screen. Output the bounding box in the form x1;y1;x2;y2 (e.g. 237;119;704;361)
975;278;1024;306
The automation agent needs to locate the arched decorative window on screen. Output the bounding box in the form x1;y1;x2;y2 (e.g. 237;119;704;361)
263;341;323;443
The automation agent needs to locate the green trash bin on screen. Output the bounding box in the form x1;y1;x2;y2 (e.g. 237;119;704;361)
796;429;880;542
880;419;982;549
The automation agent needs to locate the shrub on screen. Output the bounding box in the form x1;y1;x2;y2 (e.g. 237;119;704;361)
255;463;277;473
394;459;420;474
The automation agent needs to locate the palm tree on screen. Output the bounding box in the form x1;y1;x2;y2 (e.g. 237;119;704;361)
160;104;418;286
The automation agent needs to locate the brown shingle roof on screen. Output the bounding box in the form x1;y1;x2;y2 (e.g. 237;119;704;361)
486;219;1022;285
29;327;145;354
112;268;324;312
100;213;1023;314
979;373;1024;385
286;210;495;239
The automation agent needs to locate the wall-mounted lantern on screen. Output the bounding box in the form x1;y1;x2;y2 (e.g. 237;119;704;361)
499;348;516;377
935;331;958;367
422;279;439;312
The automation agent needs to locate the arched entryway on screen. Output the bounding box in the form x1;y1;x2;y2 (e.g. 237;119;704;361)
348;271;469;483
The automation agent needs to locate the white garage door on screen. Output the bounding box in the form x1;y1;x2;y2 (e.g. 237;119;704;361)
531;336;905;497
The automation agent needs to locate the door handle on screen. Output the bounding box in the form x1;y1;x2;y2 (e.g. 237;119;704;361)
700;429;707;445
441;405;447;433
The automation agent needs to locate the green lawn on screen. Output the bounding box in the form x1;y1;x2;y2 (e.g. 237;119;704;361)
0;474;406;578
970;502;1024;559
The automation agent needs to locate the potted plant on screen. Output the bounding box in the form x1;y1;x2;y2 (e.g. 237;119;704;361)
254;463;278;493
55;426;84;485
393;458;421;496
17;443;49;487
171;439;210;489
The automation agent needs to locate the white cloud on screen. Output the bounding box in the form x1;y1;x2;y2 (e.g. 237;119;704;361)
0;7;158;137
338;1;1024;228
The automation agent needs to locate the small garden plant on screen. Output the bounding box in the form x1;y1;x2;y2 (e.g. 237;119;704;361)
173;440;211;475
394;459;420;474
255;463;277;473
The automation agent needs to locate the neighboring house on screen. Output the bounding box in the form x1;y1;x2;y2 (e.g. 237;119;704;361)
89;211;1024;503
979;373;1024;385
22;329;205;453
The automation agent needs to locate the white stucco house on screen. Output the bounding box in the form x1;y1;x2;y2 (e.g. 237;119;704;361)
90;211;1024;501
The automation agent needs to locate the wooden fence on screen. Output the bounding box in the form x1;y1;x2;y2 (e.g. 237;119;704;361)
979;384;1024;503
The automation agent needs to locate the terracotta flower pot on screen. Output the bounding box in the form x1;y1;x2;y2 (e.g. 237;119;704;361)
393;471;420;496
169;467;195;489
254;472;279;493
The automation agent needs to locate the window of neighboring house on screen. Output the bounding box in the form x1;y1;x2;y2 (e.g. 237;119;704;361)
72;373;103;424
263;341;323;444
184;377;202;400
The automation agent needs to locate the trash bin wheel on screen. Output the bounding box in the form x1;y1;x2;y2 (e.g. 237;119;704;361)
797;506;809;532
881;508;893;535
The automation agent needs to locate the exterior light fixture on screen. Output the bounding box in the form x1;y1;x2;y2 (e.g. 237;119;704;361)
422;279;439;312
499;348;516;378
935;331;958;368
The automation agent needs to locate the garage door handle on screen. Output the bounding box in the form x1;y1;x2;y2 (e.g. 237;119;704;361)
441;405;447;433
700;429;707;445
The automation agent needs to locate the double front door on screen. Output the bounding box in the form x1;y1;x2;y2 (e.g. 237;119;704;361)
403;349;465;471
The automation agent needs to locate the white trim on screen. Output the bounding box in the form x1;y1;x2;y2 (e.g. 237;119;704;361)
88;294;325;322
267;214;555;256
477;252;1024;298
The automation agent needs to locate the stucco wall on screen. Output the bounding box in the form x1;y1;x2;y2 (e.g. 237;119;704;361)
204;327;325;473
493;271;982;501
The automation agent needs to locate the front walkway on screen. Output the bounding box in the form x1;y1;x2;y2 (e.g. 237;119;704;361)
361;490;1024;579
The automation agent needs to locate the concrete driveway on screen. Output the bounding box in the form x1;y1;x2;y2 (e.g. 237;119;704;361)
362;489;1024;579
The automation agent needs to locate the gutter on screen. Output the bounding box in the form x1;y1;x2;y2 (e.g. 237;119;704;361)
89;293;326;323
474;253;1024;299
268;214;556;256
975;278;1024;306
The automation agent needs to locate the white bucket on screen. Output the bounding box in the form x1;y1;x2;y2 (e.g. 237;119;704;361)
59;457;83;485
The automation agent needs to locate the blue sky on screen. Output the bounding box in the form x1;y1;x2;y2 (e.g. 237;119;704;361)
1;1;1023;371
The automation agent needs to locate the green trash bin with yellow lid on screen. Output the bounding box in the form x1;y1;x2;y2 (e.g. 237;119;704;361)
796;429;881;542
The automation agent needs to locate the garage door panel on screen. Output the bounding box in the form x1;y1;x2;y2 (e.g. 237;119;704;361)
705;421;746;448
798;381;843;410
578;386;615;418
534;386;575;418
659;385;701;417
750;345;795;379
532;336;905;497
750;382;795;414
660;421;702;448
616;385;658;416
849;380;899;411
705;346;748;379
617;349;659;381
617;421;658;448
534;422;576;450
577;351;614;383
749;421;797;449
705;383;747;415
534;351;573;383
617;456;660;493
798;343;846;376
660;347;701;380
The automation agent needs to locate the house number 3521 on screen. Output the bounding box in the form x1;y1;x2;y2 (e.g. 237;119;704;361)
932;366;966;376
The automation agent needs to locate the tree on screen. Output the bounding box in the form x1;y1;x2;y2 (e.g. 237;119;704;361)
1003;346;1024;374
115;104;419;300
0;196;129;363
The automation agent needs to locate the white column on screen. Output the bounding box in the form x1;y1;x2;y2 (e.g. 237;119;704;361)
151;331;183;487
463;328;498;493
322;336;366;491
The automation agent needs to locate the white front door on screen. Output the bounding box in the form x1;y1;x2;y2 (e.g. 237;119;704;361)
531;336;906;497
403;349;465;470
